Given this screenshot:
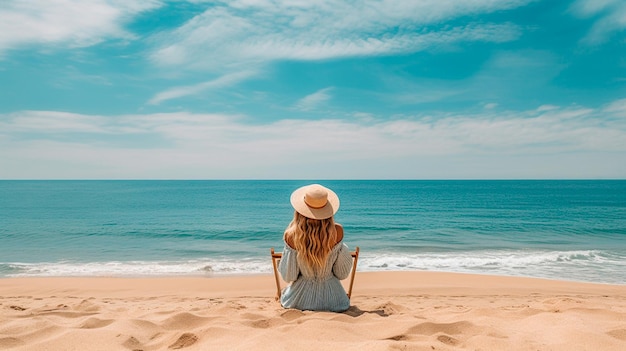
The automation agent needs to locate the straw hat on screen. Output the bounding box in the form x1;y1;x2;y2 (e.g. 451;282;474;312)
290;184;340;220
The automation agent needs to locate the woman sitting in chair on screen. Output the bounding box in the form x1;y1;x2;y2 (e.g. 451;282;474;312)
278;184;353;312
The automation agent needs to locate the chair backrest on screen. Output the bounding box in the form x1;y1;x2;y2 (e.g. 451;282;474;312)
270;246;360;301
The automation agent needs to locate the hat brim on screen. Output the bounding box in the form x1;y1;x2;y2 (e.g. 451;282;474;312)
290;185;340;220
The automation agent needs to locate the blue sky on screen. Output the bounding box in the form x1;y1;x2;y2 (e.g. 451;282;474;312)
0;0;625;179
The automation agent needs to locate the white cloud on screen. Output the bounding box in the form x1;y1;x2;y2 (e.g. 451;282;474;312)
2;99;625;179
537;104;560;112
483;103;498;109
571;0;615;14
4;110;111;133
0;0;161;56
147;70;258;105
604;98;626;113
294;88;333;111
571;0;626;45
150;0;530;71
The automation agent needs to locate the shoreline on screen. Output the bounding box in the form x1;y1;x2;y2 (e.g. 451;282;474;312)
2;271;625;350
1;269;624;287
1;269;625;283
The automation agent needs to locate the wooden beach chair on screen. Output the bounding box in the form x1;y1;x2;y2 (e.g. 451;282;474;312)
270;246;360;301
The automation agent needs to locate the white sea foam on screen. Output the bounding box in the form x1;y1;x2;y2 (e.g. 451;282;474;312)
359;250;626;284
4;249;625;284
4;258;272;277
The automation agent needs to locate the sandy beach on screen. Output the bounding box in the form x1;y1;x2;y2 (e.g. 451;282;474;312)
1;271;625;350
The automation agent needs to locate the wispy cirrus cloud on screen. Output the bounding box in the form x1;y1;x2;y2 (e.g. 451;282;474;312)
147;70;258;105
150;0;531;71
294;88;333;111
0;0;162;57
2;98;625;178
5;103;623;153
604;98;626;113
571;0;626;45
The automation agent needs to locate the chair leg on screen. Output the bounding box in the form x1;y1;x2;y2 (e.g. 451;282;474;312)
347;246;359;298
270;248;282;301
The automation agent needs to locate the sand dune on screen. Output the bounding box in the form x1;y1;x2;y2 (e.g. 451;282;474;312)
1;272;625;350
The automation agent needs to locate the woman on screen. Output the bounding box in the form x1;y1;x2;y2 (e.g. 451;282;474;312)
278;184;353;312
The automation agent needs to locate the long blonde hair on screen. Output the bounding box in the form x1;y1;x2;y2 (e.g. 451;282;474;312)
284;211;338;275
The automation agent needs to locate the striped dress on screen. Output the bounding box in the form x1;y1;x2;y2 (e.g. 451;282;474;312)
278;241;353;312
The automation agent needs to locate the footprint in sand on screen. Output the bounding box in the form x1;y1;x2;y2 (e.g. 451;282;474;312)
241;313;272;329
168;333;198;349
280;309;305;321
542;297;583;306
0;337;25;349
607;329;626;341
386;334;409;341
247;319;272;329
80;317;114;329
407;321;476;336
160;312;208;330
375;302;405;315
75;299;100;312
437;334;459;346
122;336;143;350
230;302;246;310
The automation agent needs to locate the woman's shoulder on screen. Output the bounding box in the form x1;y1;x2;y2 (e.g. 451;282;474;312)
334;223;344;246
284;233;296;249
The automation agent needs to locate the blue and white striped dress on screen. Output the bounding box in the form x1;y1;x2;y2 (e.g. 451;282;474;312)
278;241;353;312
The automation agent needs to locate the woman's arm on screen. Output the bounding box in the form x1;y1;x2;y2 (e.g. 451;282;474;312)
332;244;353;280
332;224;352;280
278;244;300;282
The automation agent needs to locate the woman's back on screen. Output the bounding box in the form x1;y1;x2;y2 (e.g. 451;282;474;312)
278;239;353;311
278;184;352;312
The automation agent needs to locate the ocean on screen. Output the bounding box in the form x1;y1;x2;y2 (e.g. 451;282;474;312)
0;180;624;284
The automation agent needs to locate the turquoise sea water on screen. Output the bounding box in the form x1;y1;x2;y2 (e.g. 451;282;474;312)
1;180;625;284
